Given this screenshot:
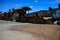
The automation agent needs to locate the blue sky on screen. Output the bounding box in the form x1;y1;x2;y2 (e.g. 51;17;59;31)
0;0;60;12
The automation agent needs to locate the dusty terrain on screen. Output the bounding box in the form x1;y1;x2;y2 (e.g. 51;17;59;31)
10;24;60;40
0;20;60;40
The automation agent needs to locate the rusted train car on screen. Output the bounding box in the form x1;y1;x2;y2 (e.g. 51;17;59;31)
0;4;60;24
0;9;52;24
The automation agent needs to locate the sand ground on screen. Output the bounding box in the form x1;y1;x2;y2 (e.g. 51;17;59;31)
10;24;60;40
0;20;60;40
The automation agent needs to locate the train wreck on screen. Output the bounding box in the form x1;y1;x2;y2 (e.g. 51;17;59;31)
0;4;60;24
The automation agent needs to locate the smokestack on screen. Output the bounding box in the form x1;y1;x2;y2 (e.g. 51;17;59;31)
59;4;60;9
9;9;11;12
49;7;52;10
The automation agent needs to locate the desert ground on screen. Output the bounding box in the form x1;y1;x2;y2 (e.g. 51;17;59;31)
0;20;60;40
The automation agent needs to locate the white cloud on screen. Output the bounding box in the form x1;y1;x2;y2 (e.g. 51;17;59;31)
34;0;38;3
55;0;60;3
52;0;60;4
43;0;60;4
29;6;33;8
15;4;18;6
